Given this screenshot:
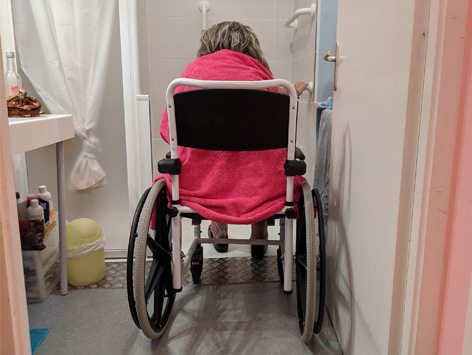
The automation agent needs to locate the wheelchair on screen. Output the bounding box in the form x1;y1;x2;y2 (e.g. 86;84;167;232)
126;78;326;343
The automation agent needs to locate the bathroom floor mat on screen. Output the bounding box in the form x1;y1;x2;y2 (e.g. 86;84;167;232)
30;328;50;354
66;256;295;289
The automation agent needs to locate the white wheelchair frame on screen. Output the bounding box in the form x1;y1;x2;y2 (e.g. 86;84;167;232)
127;78;325;344
166;78;299;295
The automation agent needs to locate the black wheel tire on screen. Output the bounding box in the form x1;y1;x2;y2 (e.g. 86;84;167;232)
295;181;316;343
127;186;151;329
134;179;176;339
312;188;326;334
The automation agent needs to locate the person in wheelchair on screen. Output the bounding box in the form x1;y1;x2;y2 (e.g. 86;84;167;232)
157;21;308;259
130;21;326;342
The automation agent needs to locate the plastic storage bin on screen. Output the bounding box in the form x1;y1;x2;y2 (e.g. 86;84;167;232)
22;225;60;303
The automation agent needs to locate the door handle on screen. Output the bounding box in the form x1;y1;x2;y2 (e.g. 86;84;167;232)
324;52;336;62
323;42;339;91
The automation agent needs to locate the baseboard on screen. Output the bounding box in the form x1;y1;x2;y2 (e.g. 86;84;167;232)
104;249;128;259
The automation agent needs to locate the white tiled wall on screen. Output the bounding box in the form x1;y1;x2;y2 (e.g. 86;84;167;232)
138;0;318;184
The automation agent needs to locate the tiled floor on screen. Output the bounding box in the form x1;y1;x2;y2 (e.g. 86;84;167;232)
28;216;339;354
28;283;342;355
68;256;290;290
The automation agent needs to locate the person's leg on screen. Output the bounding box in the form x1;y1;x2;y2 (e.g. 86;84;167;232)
250;220;268;259
209;221;228;253
250;220;268;239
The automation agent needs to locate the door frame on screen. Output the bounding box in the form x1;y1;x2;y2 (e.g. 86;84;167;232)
0;1;31;352
396;0;470;353
0;40;31;355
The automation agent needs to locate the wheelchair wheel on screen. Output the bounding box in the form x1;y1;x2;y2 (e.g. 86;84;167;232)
134;179;175;339
312;188;326;334
295;181;317;343
127;186;151;329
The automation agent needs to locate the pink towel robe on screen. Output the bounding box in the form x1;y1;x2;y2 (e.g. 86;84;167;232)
152;50;304;227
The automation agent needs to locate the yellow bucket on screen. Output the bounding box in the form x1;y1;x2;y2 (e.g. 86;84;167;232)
66;218;106;286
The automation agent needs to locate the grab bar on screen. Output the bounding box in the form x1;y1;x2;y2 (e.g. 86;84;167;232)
284;3;317;30
199;1;210;31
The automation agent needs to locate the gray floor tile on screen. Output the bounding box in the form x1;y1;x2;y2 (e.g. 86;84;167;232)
28;283;341;355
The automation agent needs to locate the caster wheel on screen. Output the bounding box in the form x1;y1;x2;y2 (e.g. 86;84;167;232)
191;245;203;284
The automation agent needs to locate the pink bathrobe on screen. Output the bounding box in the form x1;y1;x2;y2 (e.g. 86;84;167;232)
154;49;304;224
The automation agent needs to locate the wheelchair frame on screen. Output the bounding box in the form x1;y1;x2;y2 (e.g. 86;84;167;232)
166;78;299;295
127;79;326;343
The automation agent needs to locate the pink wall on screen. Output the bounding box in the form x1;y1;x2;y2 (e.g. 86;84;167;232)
436;1;472;353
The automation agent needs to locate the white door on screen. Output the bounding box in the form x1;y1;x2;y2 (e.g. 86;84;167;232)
326;1;423;354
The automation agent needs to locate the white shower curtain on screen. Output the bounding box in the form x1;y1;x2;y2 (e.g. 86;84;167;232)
12;0;116;190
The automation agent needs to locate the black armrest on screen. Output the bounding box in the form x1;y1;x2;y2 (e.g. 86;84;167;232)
158;158;182;174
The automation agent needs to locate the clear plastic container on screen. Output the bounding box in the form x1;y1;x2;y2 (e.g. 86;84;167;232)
22;225;60;303
24;261;60;303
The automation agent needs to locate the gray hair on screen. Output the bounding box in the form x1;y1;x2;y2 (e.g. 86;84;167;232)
197;21;272;74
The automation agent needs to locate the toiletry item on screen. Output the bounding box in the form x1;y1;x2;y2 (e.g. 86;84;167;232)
4;52;22;97
38;185;54;223
27;199;44;221
16;192;28;221
26;193;38;208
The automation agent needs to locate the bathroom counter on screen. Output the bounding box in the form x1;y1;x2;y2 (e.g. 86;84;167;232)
8;114;74;155
9;113;74;296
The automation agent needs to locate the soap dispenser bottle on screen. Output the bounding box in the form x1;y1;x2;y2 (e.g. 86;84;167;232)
27;199;44;221
16;192;28;221
38;185;54;223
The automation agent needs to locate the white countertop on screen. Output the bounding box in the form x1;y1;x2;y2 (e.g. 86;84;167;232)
8;114;75;155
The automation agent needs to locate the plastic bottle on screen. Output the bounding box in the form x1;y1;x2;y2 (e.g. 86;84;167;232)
16;192;28;221
27;199;44;221
38;185;54;223
4;52;22;97
26;193;38;208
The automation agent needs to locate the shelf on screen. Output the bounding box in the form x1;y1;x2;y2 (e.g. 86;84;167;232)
8;114;74;155
9;113;73;295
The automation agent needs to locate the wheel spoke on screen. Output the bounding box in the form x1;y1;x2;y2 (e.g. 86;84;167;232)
297;267;307;318
296;256;308;270
147;236;171;260
152;264;169;328
145;259;166;302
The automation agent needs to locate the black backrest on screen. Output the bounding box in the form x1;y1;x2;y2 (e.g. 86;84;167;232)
173;89;291;151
